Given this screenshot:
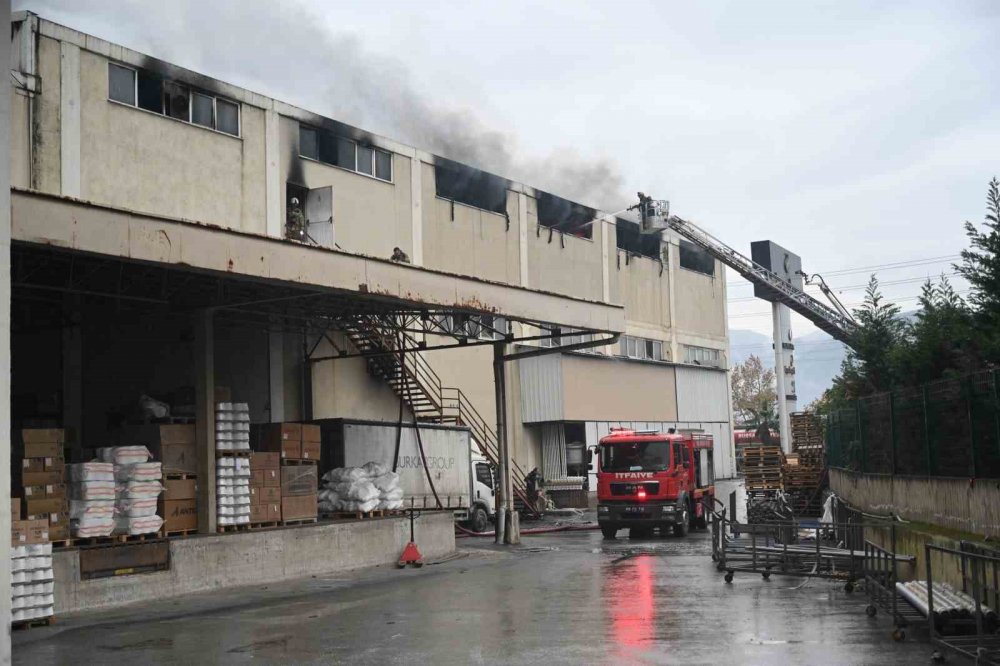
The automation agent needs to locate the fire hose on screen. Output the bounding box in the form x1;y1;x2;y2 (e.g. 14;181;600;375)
455;522;600;538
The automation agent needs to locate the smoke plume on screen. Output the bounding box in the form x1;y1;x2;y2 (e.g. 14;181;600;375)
19;0;630;212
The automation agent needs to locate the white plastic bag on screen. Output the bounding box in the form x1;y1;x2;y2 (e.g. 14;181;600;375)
362;461;388;478
372;471;400;492
381;487;404;501
346;480;379;503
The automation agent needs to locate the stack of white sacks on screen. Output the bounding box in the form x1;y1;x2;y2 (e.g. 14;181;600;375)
216;402;250;451
11;544;54;622
217;457;251;525
67;447;164;538
318;461;404;513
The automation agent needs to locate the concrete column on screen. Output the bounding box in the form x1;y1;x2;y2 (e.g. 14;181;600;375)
772;302;791;454
61;300;83;452
665;240;679;362
1;0;13;660
264;109;281;238
268;328;284;422
409;155;423;266
600;217;610;303
517;192;529;288
59;41;81;198
194;310;217;533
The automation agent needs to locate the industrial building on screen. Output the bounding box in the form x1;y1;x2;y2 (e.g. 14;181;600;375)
3;10;733;617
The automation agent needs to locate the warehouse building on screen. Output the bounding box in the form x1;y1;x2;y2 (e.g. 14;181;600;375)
3;11;732;614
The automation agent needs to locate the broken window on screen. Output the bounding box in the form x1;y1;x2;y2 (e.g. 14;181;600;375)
619;335;666;361
536;191;595;239
300;127;319;160
108;63;135;105
107;63;240;137
162;81;190;121
615;218;662;259
679;240;715;276
191;92;214;128
434;159;508;214
319;135;355;170
216;99;240;136
136;70;163;113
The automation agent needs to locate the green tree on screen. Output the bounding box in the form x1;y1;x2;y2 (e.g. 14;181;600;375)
896;276;979;385
730;354;777;431
830;276;906;399
956;177;1000;361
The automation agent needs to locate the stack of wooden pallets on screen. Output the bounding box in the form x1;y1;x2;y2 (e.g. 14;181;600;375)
743;445;784;495
785;412;827;516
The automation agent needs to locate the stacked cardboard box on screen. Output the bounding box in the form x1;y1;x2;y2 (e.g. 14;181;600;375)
249;452;282;525
280;463;318;523
256;423;321;461
20;429;68;543
160;476;198;534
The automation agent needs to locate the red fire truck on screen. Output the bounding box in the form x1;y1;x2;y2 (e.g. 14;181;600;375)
593;429;715;540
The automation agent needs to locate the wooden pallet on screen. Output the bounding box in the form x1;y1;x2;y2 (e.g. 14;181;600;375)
165;528;198;538
249;521;280;529
216;524;251;533
280;458;318;466
215;450;252;458
70;532;165;547
281;517;318;526
12;615;55;630
50;539;73;549
164;472;197;480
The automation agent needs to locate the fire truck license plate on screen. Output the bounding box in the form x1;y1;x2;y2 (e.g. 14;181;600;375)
624;506;647;515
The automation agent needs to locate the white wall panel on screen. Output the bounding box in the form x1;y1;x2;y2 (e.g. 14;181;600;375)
675;366;730;422
518;353;564;423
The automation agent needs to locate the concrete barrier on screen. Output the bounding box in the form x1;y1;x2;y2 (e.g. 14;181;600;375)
54;512;455;613
831;468;1000;538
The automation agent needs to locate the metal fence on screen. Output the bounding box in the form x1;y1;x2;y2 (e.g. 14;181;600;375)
828;370;1000;478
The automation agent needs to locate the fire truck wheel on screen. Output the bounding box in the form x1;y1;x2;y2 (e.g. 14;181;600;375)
673;505;690;537
601;526;618;540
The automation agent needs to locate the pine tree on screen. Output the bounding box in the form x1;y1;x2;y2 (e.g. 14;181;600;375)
956;177;1000;361
831;276;906;398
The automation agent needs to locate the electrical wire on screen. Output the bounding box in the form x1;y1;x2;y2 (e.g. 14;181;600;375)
726;254;961;288
728;289;972;319
727;272;964;303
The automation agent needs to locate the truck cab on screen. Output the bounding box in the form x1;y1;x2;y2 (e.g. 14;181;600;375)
594;429;714;540
466;451;496;532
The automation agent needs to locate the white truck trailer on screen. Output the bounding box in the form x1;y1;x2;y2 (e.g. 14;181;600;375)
314;419;496;531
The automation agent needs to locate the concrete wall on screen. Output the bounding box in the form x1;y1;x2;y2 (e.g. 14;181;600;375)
617;253;671;332
672;247;726;341
53;512;455;613
831;468;1000;538
310;333;409;423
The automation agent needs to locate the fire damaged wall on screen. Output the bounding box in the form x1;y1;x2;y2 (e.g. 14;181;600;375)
433;158;509;214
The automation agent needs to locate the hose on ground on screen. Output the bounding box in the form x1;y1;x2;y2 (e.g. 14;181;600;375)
455;522;600;538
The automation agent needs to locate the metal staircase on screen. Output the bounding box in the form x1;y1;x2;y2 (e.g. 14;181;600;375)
341;318;540;517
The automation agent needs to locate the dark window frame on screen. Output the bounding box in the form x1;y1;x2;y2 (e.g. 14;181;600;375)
298;123;393;183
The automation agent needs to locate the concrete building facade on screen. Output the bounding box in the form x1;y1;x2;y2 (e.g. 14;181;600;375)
7;12;735;508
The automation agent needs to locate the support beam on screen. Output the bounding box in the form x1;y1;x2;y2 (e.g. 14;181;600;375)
493;341;519;545
194;310;217;533
772;302;793;454
268;328;284;422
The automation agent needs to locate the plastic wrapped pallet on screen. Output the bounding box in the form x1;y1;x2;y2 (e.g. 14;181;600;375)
97;446;151;465
215;402;250;452
66;463;116;537
10;543;54;623
111;449;163;536
319;462;404;512
216;457;251;525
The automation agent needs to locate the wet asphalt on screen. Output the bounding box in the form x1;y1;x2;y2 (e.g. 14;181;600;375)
14;488;938;665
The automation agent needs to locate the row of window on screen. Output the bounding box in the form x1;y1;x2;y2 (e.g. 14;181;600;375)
682;344;724;366
108;63;240;136
619;335;666;362
435;314;508;341
299;125;392;182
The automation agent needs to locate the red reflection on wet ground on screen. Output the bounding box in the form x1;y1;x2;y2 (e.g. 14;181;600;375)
605;555;656;657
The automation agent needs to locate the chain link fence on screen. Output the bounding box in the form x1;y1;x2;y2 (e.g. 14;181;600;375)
828;369;1000;478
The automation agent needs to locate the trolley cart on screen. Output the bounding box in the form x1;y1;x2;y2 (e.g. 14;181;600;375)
862;524;922;642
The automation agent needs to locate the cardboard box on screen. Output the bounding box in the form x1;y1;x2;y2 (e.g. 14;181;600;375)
280;465;318;496
44;457;65;472
262;468;281;488
22;470;63;487
280;494;316;521
26;498;66;516
11;498;20;520
300;424;321;443
21;428;65;443
260;487;281;503
266;502;281;522
163;478;198;501
250;451;281;470
23;485;47;499
251;470;265;486
162;499;198;532
120;424;197;474
12;519;49;545
258;424;302;459
48;511;65;527
22;458;44;473
45;484;66;499
249;486;260;505
250;504;267;523
49;522;69;541
300;440;320;461
23;442;62;459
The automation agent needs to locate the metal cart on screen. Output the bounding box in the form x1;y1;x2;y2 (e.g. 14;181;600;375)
862;524;923;641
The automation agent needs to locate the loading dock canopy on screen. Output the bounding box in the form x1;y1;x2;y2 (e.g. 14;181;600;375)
12;190;625;349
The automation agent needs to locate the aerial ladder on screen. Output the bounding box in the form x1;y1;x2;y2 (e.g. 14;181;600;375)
631;194;858;346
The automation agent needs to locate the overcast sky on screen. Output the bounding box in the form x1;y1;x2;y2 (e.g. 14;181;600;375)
18;0;1000;342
